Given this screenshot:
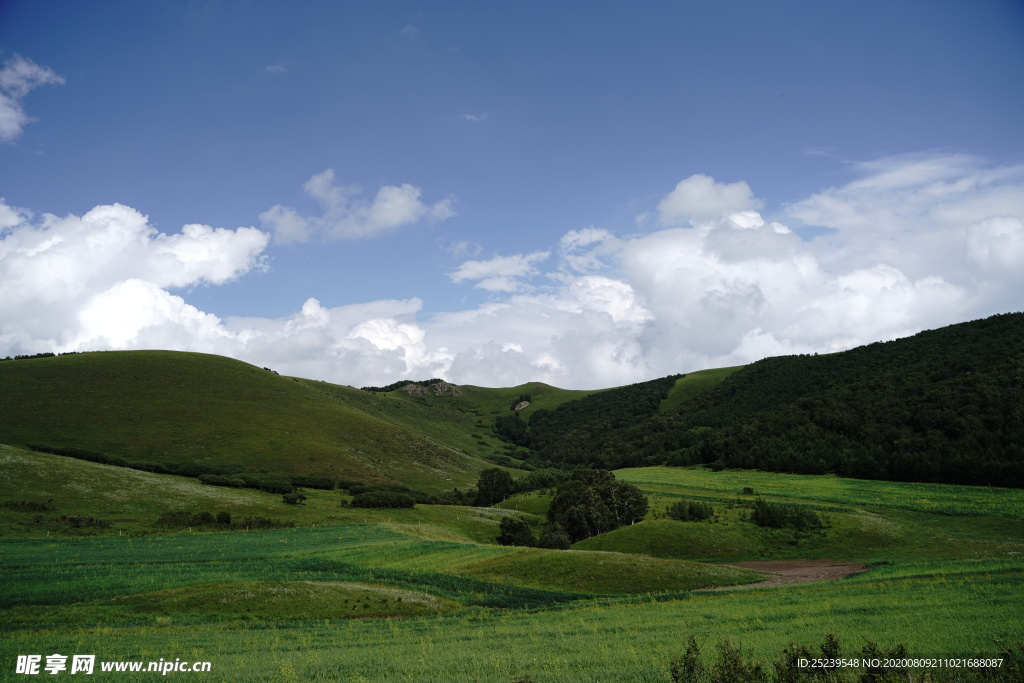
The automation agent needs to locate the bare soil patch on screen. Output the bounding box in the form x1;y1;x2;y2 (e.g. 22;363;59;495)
709;559;867;590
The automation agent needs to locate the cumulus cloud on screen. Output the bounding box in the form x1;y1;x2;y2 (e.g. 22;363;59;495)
260;169;456;242
0;200;267;353
656;174;763;226
0;55;65;142
449;251;550;292
2;152;1022;390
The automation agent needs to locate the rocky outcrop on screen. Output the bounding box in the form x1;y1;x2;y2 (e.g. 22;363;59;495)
403;381;462;397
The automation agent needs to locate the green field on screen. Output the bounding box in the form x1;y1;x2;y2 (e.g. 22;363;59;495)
3;447;1023;680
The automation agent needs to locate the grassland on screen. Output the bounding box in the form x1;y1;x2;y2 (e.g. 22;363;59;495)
3;444;1023;680
1;533;1020;680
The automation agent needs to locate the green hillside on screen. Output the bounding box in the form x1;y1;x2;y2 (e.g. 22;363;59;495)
0;351;486;492
298;378;591;469
0;351;597;494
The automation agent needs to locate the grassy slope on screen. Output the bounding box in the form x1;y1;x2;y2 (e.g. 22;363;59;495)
297;379;591;471
0;351;596;493
0;351;508;493
660;365;744;412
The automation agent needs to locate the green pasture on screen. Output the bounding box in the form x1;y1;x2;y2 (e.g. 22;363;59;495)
617;466;1024;519
1;556;1020;681
3;450;1023;679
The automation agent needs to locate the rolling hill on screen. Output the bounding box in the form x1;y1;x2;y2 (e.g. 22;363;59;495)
0;350;593;493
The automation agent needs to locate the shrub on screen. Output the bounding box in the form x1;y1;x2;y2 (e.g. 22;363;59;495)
198;474;246;488
750;498;823;531
282;492;307;505
350;491;416;509
667;499;715;522
290;475;335;490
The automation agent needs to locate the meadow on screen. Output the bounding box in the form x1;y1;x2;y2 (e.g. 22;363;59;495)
3;451;1023;681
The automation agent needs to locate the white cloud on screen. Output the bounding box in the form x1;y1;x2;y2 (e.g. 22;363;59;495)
0;200;267;353
2;152;1021;390
447;240;482;257
449;251;550;292
260;169;455;242
0;55;65;142
965;216;1024;275
463;113;487;122
265;64;286;74
656;174;763;226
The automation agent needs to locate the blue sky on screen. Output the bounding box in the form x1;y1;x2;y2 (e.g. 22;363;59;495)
1;0;1023;388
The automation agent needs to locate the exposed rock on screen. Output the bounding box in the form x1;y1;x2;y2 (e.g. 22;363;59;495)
513;400;530;411
403;381;462;397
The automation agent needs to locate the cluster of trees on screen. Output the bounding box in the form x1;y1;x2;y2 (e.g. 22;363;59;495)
350;491;416;508
199;473;296;494
547;469;648;542
429;468;567;509
496;313;1024;488
494;374;682;464
497;469;648;546
1;351;61;362
155;510;293;530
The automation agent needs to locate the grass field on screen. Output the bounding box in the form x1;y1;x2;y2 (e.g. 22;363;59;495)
3;446;1023;680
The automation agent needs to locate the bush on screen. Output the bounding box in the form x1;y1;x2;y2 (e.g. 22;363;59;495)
667;499;715;522
350;491;416;509
282;492;307;505
750;498;823;531
198;474;246;488
289;475;335;490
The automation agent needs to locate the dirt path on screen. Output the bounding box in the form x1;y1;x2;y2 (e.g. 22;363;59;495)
709;559;867;590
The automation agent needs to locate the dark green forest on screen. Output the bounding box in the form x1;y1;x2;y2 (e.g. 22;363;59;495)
495;374;682;465
496;312;1024;487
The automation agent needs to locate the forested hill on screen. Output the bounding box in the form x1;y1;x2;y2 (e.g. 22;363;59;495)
494;374;682;467
504;312;1024;487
